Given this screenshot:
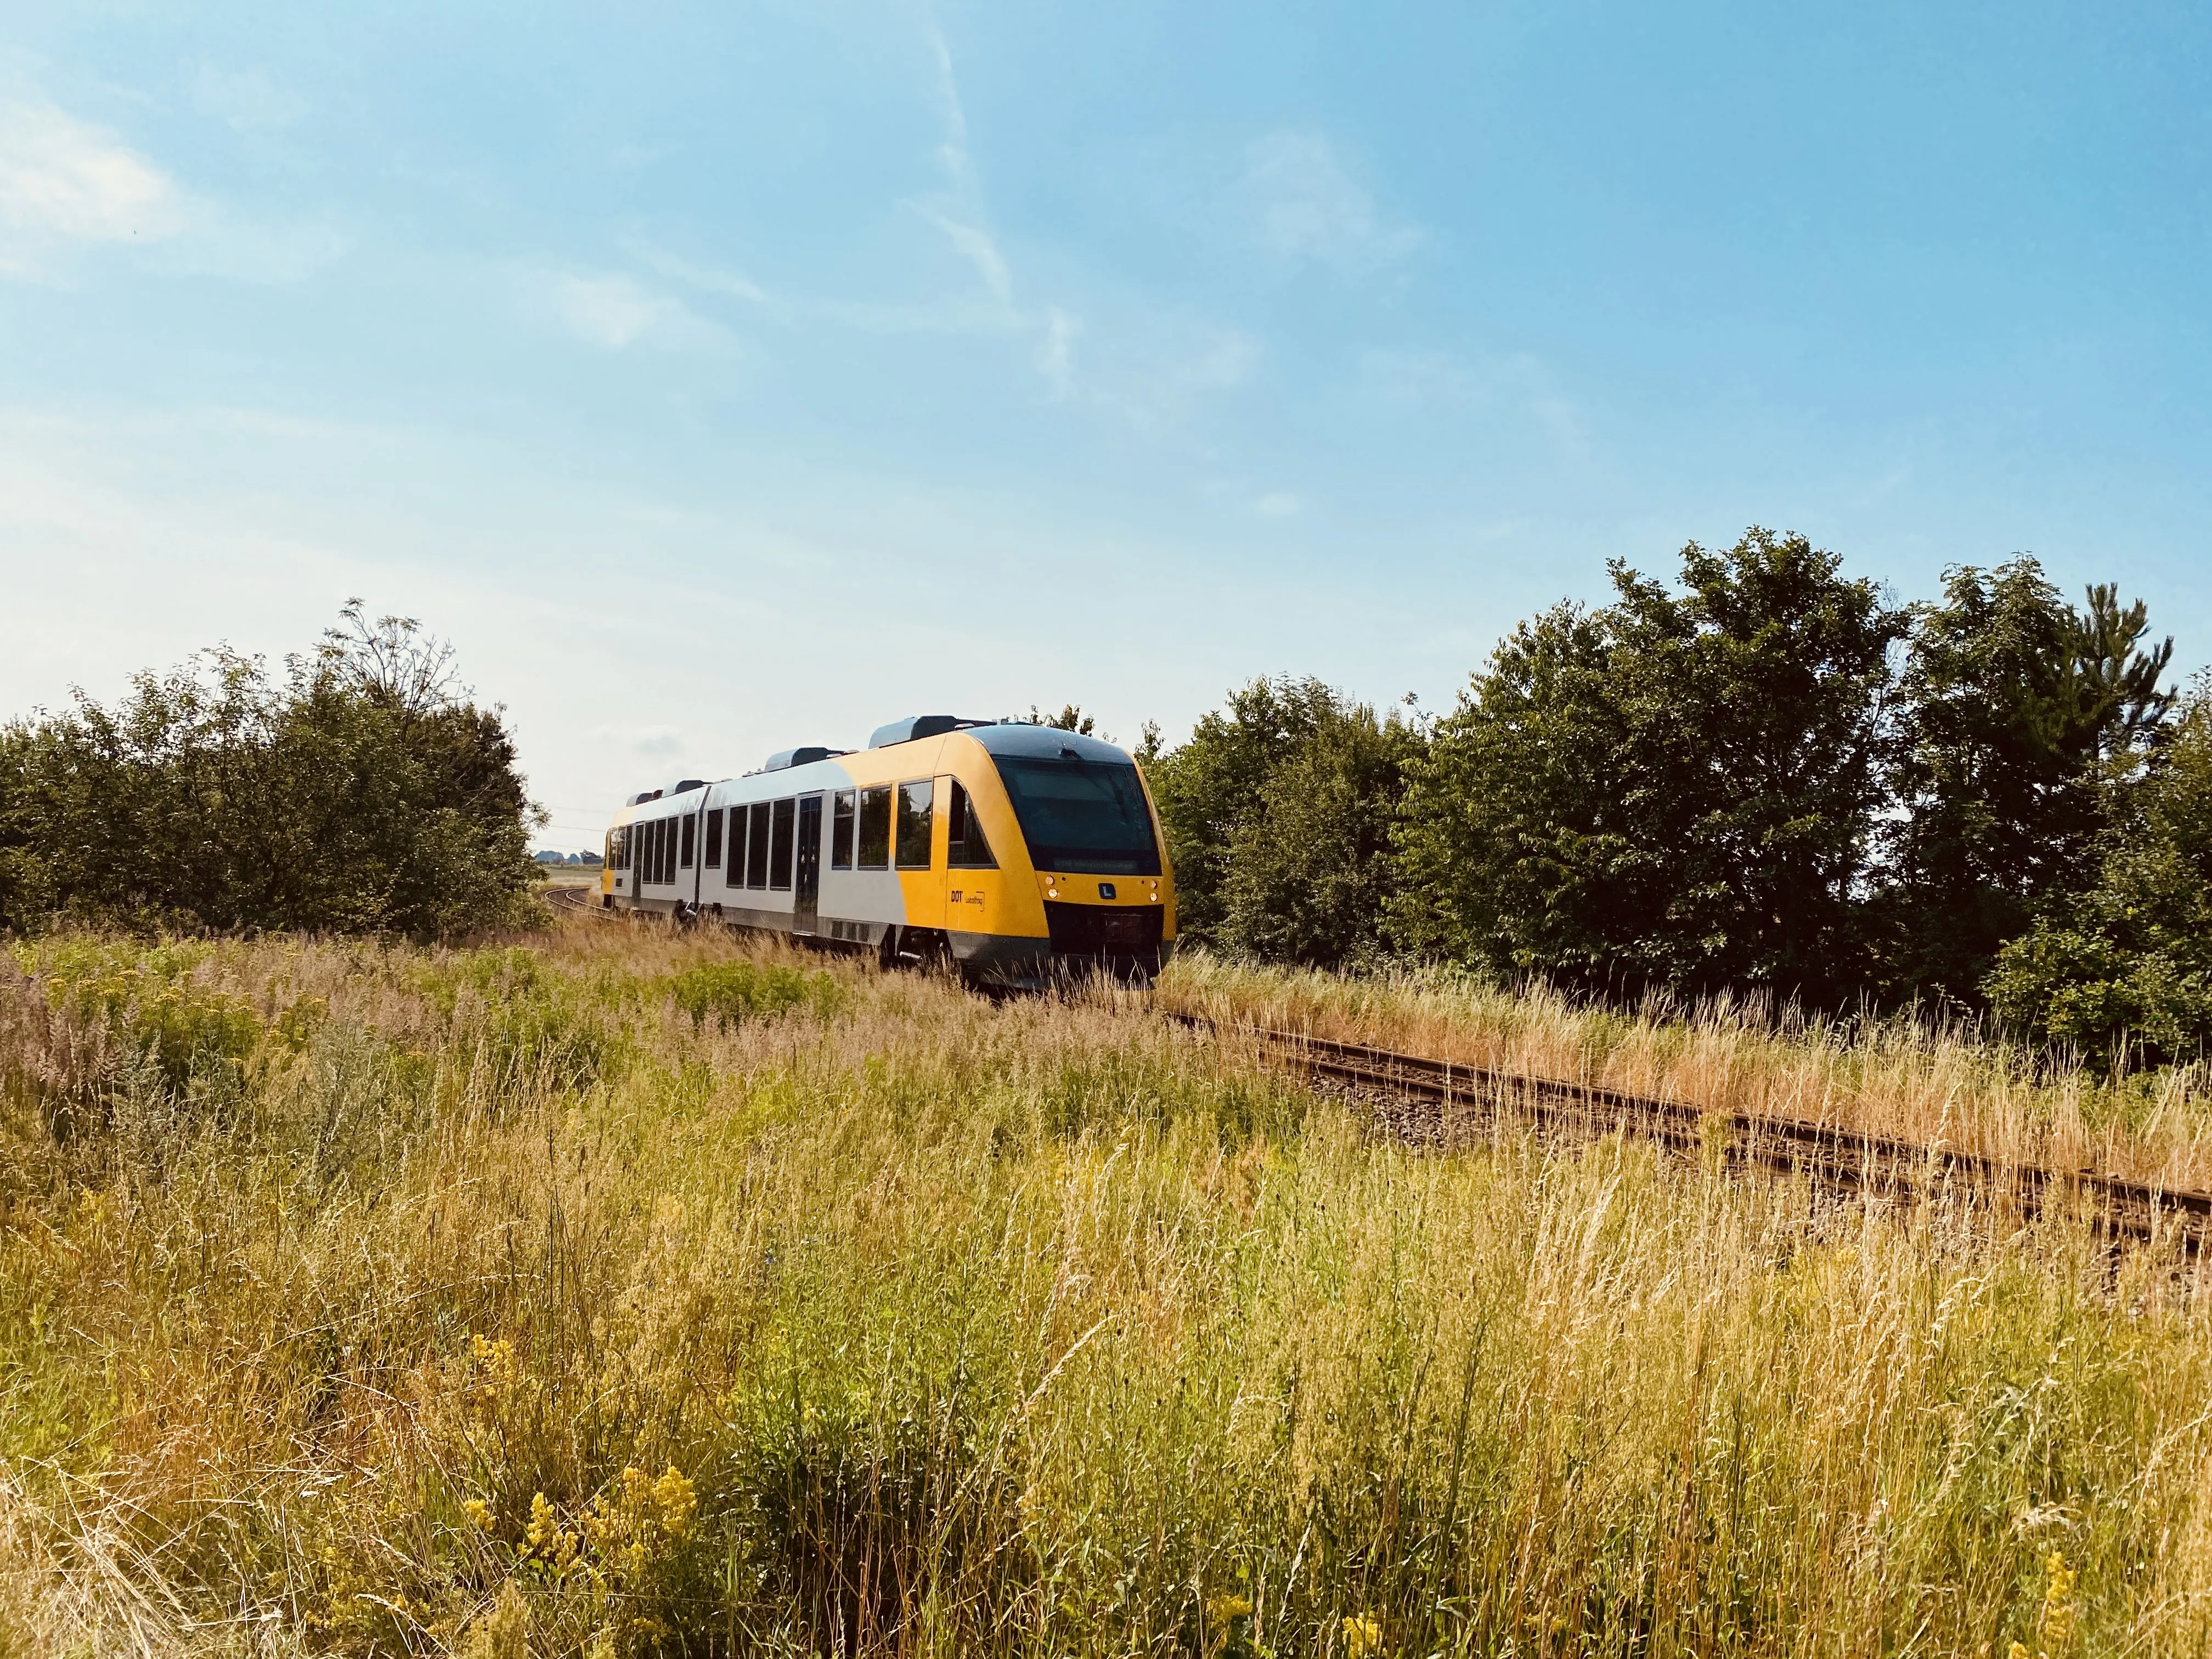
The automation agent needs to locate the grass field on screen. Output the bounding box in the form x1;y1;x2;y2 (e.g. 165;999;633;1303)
3;919;2210;1657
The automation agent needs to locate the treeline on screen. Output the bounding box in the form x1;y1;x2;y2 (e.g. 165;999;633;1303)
1147;529;2210;1065
0;606;540;939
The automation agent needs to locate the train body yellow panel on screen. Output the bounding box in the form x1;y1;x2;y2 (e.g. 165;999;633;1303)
597;718;1175;987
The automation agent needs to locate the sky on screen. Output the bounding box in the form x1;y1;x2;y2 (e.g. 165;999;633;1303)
2;2;2209;851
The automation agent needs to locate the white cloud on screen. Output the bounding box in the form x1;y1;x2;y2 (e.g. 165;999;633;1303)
538;270;724;351
600;724;682;759
189;63;309;133
1034;306;1081;399
0;97;184;247
626;240;776;308
1244;130;1422;273
914;25;1018;311
1357;346;1590;461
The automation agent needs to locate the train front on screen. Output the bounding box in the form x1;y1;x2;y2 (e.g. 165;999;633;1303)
956;724;1176;986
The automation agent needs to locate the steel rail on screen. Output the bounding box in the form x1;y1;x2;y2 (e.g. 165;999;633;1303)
1186;1018;2212;1253
546;886;2207;1250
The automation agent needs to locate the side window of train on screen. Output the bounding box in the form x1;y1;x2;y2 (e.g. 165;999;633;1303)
831;790;856;870
654;819;670;884
856;787;891;869
946;779;997;868
895;780;934;869
680;812;696;870
769;798;797;889
704;806;724;869
747;802;771;887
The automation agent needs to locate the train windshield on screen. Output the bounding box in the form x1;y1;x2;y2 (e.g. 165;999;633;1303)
990;757;1162;876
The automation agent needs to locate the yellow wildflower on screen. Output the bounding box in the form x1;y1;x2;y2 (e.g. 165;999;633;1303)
2040;1552;2076;1654
1343;1611;1384;1658
652;1465;697;1538
525;1492;556;1552
462;1497;491;1530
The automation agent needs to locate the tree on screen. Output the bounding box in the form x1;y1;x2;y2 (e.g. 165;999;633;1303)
1025;704;1099;736
1395;529;1905;1003
1218;702;1423;968
1146;678;1414;964
1985;679;2212;1066
0;605;541;939
1879;562;2174;1003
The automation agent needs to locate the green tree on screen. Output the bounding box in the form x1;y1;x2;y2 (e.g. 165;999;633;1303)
1395;529;1905;1003
1880;561;2174;1003
1147;678;1414;964
0;604;540;938
1985;679;2212;1066
1218;701;1423;968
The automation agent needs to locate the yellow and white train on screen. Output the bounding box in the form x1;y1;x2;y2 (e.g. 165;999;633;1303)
600;715;1176;986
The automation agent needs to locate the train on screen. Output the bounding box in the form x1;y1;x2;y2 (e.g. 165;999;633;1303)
599;715;1176;986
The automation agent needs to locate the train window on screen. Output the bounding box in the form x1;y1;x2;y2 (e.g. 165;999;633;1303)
657;818;672;884
680;812;696;870
747;802;771;887
990;756;1162;876
946;779;996;868
704;806;724;870
856;786;891;869
642;820;658;884
770;798;796;889
832;790;856;870
895;780;934;868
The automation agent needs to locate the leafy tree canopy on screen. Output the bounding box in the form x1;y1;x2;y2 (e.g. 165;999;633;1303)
1985;677;2212;1067
1146;677;1414;966
1394;529;1905;1003
0;603;541;939
1880;559;2174;1003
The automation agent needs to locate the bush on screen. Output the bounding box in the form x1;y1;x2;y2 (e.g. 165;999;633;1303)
0;603;541;940
1146;678;1418;968
1987;680;2212;1065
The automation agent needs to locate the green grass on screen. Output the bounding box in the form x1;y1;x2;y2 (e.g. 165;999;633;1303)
1;924;2208;1656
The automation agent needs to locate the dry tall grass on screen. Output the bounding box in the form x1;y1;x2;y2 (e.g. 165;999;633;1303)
1160;953;2212;1191
1;923;2209;1656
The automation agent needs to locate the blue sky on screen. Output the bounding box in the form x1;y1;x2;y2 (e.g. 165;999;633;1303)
3;2;2208;850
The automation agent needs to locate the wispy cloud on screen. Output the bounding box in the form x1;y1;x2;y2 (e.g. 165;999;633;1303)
0;86;348;284
919;25;1013;306
189;63;309;133
1034;306;1081;400
1358;346;1590;460
625;240;776;308
1244;130;1422;274
534;269;727;351
0;95;184;253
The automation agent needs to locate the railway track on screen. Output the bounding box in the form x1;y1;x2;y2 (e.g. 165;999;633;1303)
546;884;2209;1250
1208;1020;2212;1253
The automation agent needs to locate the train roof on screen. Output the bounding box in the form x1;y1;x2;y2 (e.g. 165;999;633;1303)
614;720;1136;817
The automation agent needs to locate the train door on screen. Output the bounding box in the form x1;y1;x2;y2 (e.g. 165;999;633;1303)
793;794;823;934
